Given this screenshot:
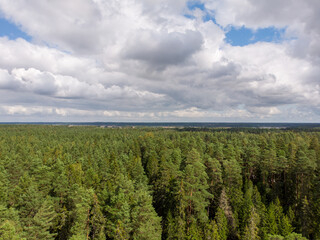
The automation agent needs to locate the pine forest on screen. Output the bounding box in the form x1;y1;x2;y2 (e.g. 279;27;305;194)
0;125;320;240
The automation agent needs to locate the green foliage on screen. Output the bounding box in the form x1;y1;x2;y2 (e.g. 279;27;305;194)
24;198;57;240
284;232;308;240
218;188;238;238
204;220;220;240
130;185;162;240
0;125;318;239
268;234;284;240
0;220;25;240
242;207;260;240
214;208;228;240
182;148;212;229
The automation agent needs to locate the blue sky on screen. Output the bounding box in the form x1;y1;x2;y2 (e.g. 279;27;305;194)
225;26;286;46
0;18;31;41
186;1;286;46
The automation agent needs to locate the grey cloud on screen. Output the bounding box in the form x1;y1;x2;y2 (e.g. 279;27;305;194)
206;0;309;29
0;37;99;78
206;0;320;64
12;68;58;95
124;30;203;68
0;0;319;121
0;0;102;54
0;67;168;113
0;69;19;89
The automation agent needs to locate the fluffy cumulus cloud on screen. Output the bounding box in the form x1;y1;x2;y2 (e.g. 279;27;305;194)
0;0;319;121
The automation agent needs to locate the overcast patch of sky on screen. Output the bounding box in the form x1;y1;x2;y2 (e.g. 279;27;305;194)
0;0;319;122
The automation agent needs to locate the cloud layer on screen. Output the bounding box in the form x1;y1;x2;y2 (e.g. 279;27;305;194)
0;0;319;121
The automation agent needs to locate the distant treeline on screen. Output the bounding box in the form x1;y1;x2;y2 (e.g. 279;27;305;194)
0;125;319;239
1;122;320;129
178;127;320;133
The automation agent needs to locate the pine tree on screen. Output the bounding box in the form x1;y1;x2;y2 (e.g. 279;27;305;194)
52;158;69;203
313;199;320;239
243;207;260;240
105;175;133;239
222;157;243;213
186;220;203;240
16;177;45;236
267;234;284;240
0;205;25;240
0;220;25;240
265;202;278;235
69;186;94;240
281;216;293;237
90;194;105;240
274;198;284;231
204;155;222;217
218;188;237;238
0;166;9;205
182;149;212;232
67;163;84;186
241;182;254;233
131;185;162;240
300;196;312;238
166;211;178;240
284;232;308;240
204;220;221;240
24;198;57;240
251;186;267;239
152;154;180;219
214;208;228;240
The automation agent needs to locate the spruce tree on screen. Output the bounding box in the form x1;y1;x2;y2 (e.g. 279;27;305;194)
131;185;162;240
243;207;260;240
182;149;212;232
214;207;228;240
0;220;25;240
24;198;57;240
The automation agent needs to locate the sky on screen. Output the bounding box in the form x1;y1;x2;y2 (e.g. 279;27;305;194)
0;0;319;122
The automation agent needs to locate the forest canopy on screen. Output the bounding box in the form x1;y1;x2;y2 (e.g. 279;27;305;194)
0;125;319;239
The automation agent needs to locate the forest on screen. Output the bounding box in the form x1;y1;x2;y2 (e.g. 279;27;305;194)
0;125;319;240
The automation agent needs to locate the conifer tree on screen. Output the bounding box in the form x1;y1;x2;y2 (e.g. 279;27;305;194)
89;194;105;240
218;188;237;238
214;207;228;240
131;185;162;240
69;186;94;240
243;207;260;240
265;202;278;235
0;206;25;240
281;216;293;237
24;198;57;240
105;175;133;239
182;149;212;232
300;196;312;238
0;220;25;240
204;155;222;216
284;232;308;240
204;220;221;240
0;166;9;205
222;157;243;210
166;211;178;240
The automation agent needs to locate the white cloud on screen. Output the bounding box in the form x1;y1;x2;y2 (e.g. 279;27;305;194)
124;30;203;68
205;0;320;62
0;0;319;121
